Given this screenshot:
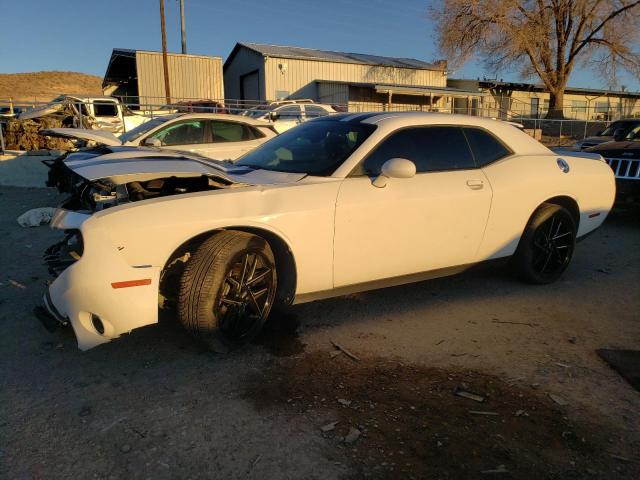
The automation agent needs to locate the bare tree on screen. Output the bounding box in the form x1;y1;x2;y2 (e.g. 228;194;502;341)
432;0;640;118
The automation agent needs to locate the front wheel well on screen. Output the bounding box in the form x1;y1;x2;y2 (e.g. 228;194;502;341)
159;227;297;310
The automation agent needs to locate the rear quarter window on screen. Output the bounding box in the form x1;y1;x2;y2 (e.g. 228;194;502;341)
462;127;512;166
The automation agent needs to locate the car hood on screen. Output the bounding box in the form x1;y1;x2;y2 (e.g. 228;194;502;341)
18;103;65;120
585;140;640;159
63;146;306;185
42;127;122;146
578;136;613;148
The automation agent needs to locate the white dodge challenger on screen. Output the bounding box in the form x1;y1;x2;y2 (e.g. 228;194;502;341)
40;113;615;351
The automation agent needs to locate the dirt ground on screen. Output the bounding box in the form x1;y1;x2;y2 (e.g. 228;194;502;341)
0;186;638;479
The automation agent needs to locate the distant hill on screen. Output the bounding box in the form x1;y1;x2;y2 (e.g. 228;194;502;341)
0;71;103;103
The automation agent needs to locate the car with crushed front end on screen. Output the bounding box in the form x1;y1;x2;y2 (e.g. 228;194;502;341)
39;112;615;352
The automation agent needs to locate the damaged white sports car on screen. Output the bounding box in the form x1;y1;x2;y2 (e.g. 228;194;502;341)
40;113;615;351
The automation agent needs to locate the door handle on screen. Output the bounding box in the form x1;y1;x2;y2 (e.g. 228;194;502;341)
466;179;484;190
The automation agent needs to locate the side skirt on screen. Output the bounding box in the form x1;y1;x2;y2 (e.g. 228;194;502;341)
293;258;509;305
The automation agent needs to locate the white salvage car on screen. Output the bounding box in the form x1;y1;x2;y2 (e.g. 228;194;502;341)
40;113;615;351
44;112;277;161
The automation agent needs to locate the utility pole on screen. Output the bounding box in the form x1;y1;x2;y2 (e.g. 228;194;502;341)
159;0;172;105
180;0;187;54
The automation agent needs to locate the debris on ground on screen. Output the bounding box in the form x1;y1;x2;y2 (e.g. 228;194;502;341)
17;207;56;227
610;454;633;463
320;421;339;432
492;319;539;327
8;279;26;289
454;385;485;402
120;444;131;453
330;340;360;362
481;464;509;474
548;393;569;406
344;427;361;444
337;398;352;407
243;352;640;478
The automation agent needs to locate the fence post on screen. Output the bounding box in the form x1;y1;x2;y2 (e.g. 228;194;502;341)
0;121;5;154
559;120;563;143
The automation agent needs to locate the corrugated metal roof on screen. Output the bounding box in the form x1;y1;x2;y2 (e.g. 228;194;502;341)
109;48;222;60
238;43;443;71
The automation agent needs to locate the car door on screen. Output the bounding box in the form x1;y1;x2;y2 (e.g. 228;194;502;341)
196;120;269;160
91;101;124;133
333;125;492;287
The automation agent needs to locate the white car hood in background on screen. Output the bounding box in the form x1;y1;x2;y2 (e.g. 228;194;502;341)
18;103;65;120
64;149;306;185
41;127;122;146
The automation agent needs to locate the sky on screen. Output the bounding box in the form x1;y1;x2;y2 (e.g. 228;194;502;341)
1;0;638;92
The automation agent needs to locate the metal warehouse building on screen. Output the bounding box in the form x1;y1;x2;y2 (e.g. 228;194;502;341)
102;48;224;108
223;42;485;112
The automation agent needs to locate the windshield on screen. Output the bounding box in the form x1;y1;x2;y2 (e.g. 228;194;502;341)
626;125;640;140
119;117;170;143
601;120;640;137
236;120;376;176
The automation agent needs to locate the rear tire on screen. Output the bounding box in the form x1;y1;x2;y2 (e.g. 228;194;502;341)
512;203;576;284
178;231;277;352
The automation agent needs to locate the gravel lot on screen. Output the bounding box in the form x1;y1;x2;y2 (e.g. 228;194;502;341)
1;186;638;479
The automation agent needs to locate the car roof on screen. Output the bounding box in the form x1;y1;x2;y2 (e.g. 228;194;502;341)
174;112;274;126
313;112;552;159
311;111;525;128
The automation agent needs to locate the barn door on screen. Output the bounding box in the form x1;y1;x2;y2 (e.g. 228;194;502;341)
240;70;260;101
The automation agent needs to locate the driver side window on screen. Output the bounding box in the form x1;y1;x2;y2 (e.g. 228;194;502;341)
353;126;476;176
148;120;207;146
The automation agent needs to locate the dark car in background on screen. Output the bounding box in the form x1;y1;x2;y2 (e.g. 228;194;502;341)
586;124;640;205
576;118;640;150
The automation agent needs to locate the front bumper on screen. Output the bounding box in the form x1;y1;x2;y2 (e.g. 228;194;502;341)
43;212;162;350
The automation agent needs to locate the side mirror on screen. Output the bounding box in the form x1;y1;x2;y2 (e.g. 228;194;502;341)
372;158;416;188
269;111;280;121
612;128;626;142
143;137;162;147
